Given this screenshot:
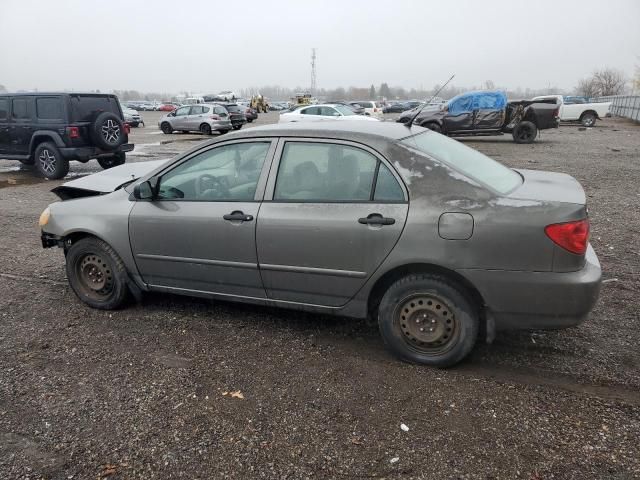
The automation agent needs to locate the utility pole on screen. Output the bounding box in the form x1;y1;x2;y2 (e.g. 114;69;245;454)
310;48;317;95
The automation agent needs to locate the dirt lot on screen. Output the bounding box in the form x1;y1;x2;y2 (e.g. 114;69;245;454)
1;112;639;479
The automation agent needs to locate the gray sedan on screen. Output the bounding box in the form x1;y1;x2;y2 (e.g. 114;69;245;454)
39;122;601;367
159;104;232;135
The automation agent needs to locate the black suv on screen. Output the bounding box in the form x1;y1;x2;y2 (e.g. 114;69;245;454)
213;103;247;130
0;93;134;179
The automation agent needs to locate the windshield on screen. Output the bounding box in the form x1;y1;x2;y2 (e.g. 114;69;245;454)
401;131;522;194
335;105;356;116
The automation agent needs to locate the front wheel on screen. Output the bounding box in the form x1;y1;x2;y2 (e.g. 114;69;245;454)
160;122;173;134
423;122;442;133
97;152;126;170
34;142;69;180
66;237;130;310
378;274;479;367
580;112;597;127
512;121;538;144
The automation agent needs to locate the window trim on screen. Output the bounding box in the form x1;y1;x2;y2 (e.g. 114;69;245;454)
264;137;408;204
11;97;33;122
150;138;278;203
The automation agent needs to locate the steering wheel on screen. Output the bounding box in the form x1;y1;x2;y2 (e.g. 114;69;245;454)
196;174;230;199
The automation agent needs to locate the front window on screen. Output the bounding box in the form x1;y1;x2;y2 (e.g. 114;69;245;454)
175;106;190;116
401;131;521;194
158;142;271;201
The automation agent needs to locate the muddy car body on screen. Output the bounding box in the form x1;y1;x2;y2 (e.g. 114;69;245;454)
398;90;559;143
40;122;601;367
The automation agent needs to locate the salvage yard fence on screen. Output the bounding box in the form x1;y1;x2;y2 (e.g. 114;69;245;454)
595;95;640;122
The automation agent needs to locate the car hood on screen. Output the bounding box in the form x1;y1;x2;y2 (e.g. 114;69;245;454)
51;159;170;200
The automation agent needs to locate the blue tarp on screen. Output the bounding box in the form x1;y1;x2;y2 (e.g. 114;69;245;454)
448;90;508;114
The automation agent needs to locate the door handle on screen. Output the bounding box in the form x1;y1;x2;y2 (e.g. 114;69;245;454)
358;213;395;226
223;210;253;222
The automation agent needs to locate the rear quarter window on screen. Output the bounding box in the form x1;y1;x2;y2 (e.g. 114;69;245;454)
36;97;63;120
70;95;120;122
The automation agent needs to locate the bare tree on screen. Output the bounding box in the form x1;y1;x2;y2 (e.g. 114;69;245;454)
593;68;626;96
482;80;495;90
576;76;600;98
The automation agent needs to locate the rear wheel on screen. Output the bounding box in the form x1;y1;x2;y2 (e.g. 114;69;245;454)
378;274;479;367
200;123;212;135
580;112;597;127
34;142;69;180
97;152;126;170
160;122;173;134
232;125;242;130
66;237;129;310
423;122;442;133
512;121;538;143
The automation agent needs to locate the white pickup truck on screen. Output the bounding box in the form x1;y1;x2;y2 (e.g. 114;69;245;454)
531;95;611;127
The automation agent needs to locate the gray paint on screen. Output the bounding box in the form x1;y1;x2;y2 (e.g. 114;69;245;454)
43;122;601;330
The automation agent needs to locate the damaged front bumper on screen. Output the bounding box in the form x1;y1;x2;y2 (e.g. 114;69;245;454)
41;231;63;249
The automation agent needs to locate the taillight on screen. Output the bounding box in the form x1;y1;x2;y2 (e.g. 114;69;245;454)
124;124;131;134
210;115;220;120
67;126;80;139
545;219;589;255
374;108;378;112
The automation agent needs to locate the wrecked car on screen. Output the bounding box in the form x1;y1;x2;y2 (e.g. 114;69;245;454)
398;90;559;143
40;122;600;367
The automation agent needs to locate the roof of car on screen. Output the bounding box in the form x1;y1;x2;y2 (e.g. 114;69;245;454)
231;121;426;141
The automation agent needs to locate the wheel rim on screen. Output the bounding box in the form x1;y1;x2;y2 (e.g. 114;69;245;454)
101;119;120;143
395;294;458;355
38;149;56;174
583;116;594;126
75;253;114;301
162;123;171;133
517;125;534;141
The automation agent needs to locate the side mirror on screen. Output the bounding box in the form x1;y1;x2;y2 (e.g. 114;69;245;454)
133;179;156;200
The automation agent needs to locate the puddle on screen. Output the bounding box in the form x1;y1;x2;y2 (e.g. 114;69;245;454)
0;174;45;189
129;142;162;157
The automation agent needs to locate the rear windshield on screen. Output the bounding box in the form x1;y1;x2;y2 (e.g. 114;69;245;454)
70;95;120;122
401;131;522;194
225;105;242;112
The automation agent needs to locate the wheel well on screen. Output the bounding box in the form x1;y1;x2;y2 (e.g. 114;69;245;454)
580;109;597;119
367;263;486;323
61;231;101;252
30;135;56;156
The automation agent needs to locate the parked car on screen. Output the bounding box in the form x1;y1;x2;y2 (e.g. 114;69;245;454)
351;101;383;118
279;104;379;123
383;102;412;113
398;90;559;143
121;105;143;127
241;105;258;123
213;103;247;130
158;103;180;112
39;121;601;367
329;101;365;115
158;104;232;135
0;92;133;179
531;94;611;127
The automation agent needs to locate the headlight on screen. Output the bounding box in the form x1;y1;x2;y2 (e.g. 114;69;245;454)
39;206;51;226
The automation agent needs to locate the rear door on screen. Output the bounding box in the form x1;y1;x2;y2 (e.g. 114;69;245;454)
0;97;10;156
129;139;277;297
473;92;505;130
256;139;409;307
187;105;205;129
8;96;34;155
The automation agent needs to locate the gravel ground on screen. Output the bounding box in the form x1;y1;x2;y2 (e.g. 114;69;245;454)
0;113;639;479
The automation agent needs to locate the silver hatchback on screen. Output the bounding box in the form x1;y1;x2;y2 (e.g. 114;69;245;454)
158;104;232;135
40;122;601;367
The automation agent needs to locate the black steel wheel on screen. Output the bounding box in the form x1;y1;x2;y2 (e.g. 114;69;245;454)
66;237;130;309
161;122;173;134
200;123;212;135
378;274;479;367
512;121;538;144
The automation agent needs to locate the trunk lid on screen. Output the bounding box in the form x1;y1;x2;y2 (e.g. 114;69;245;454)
509;169;585;205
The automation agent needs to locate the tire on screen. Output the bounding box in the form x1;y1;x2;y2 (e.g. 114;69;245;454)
580;112;597;127
512;121;538;144
219;130;230;135
66;237;130;310
34;142;69;180
97;152;126;170
160;122;173;134
247;118;253;123
424;122;442;133
200;123;212;135
378;274;479;368
90;112;126;151
232;125;242;130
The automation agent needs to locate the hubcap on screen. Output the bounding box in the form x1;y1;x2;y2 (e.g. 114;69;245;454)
101;119;120;143
38;149;56;174
397;295;457;354
77;254;113;299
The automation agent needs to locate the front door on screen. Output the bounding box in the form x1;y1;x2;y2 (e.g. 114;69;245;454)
257;139;409;307
442;94;474;133
172;105;191;130
129;140;276;298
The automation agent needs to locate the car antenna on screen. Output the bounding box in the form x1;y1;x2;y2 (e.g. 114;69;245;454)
405;74;455;129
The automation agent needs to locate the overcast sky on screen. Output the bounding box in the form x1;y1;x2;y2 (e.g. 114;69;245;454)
1;0;638;94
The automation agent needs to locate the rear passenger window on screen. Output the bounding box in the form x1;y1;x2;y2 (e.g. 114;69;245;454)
12;98;30;119
0;99;8;120
36;97;63;120
190;106;204;115
274;142;378;202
